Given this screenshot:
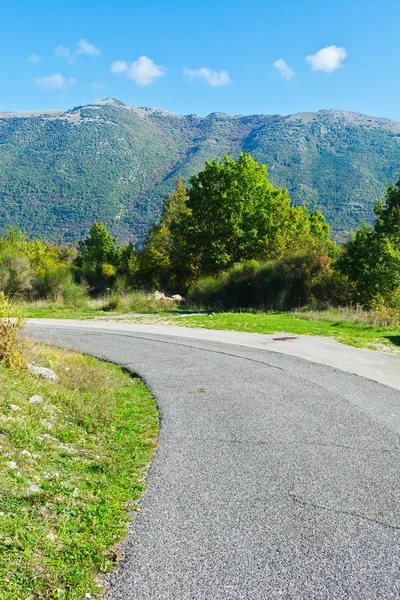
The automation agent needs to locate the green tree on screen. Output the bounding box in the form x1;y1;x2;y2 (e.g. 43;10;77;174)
75;222;118;291
138;178;197;290
186;153;333;276
337;182;400;307
139;155;334;291
118;242;139;286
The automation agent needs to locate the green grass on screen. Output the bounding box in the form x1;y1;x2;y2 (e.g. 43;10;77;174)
13;296;400;353
169;310;400;352
12;303;105;320
0;341;159;599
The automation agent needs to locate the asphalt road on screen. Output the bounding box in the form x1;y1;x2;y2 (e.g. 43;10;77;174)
25;322;400;599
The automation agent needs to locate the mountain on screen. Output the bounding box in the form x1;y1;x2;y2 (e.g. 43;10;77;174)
1;98;400;245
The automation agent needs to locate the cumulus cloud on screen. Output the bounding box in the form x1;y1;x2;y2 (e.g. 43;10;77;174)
110;56;165;86
28;54;43;64
184;67;231;87
76;39;100;56
305;45;347;73
110;60;129;74
34;73;75;90
273;59;294;81
54;45;71;59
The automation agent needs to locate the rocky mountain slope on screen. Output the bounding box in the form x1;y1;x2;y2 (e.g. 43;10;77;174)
1;98;400;244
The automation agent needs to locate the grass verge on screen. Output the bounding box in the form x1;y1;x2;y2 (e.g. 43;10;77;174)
168;310;400;353
0;340;159;599
12;292;183;320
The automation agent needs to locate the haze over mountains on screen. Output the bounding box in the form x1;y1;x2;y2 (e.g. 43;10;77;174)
1;98;400;245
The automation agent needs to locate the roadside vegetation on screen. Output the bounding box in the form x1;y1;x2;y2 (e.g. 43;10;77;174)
171;309;400;352
1;152;399;342
0;296;159;599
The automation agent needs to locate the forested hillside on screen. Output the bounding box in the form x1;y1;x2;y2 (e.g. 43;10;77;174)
1;98;400;244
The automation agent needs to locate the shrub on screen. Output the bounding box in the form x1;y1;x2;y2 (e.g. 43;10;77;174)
34;263;72;299
0;292;25;368
187;251;347;311
0;253;34;298
60;281;89;308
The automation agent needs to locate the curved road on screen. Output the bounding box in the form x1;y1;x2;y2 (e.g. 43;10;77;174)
25;321;400;599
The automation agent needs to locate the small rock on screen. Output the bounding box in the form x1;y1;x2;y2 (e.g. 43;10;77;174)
28;364;58;382
36;433;58;442
21;450;32;457
7;462;18;469
154;291;166;300
27;484;41;493
10;404;20;411
29;395;44;404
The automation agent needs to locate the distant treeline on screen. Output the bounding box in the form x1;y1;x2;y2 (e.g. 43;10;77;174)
1;153;399;313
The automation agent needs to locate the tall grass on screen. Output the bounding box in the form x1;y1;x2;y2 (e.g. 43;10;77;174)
294;305;400;328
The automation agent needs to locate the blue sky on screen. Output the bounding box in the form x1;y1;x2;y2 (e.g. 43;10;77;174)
2;0;400;119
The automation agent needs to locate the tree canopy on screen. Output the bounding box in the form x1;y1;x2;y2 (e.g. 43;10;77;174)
337;181;400;307
140;153;334;290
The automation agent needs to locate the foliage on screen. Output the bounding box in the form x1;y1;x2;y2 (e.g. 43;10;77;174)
0;292;25;368
0;253;34;297
186;153;334;276
337;181;400;307
137;178;197;291
139;156;335;290
118;242;139;285
0;228;75;301
75;222;119;292
187;250;347;311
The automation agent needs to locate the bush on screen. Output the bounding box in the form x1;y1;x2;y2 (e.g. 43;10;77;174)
187;251;348;311
60;281;89;308
0;292;25;368
34;263;72;300
0;253;34;298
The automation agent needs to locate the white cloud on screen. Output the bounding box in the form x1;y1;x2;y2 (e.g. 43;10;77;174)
76;38;100;56
273;58;294;81
305;45;347;73
111;56;165;86
28;54;43;64
34;73;73;90
54;45;71;59
111;60;129;74
184;67;231;87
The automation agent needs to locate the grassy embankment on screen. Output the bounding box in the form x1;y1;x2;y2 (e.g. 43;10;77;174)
98;306;400;353
171;308;400;352
0;340;159;600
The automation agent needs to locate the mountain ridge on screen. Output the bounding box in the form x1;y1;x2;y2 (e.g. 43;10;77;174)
1;99;400;244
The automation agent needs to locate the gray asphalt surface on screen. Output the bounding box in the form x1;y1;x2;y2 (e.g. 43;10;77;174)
25;322;400;599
